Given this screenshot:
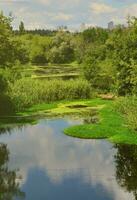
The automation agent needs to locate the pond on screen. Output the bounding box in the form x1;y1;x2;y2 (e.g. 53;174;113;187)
32;64;80;80
0;117;136;200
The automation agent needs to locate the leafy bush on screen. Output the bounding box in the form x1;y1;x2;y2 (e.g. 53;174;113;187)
9;78;92;111
31;51;48;65
115;96;137;131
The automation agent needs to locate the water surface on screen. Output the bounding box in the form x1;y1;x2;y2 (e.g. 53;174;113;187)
0;118;136;200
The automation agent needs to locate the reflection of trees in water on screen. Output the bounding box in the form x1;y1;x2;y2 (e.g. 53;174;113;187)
0;143;25;200
0;126;24;136
0;116;37;135
0;115;38;136
0;126;24;135
0;127;15;135
115;144;137;200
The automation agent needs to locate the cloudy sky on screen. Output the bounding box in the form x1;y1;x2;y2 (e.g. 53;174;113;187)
0;0;137;30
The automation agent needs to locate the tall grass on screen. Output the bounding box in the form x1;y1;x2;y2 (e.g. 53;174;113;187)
115;96;137;131
9;78;92;111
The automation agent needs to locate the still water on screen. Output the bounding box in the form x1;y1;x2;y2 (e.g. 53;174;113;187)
0;118;136;200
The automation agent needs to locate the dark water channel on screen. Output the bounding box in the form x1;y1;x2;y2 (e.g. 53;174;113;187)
0;118;136;200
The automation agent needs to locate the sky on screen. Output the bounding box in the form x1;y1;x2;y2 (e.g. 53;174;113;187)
0;0;137;30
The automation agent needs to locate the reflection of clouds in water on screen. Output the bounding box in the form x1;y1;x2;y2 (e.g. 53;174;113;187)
64;117;83;126
0;119;133;200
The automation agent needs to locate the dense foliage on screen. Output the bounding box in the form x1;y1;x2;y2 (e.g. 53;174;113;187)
18;31;75;64
81;18;137;95
0;12;29;68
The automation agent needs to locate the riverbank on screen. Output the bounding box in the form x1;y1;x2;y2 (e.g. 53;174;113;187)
1;98;137;145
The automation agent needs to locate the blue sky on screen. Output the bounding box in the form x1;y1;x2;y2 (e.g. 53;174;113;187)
0;0;137;30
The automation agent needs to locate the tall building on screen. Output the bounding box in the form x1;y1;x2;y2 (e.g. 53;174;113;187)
80;23;86;32
108;21;114;30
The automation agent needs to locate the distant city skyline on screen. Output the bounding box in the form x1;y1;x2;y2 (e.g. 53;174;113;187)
108;21;114;30
0;0;137;30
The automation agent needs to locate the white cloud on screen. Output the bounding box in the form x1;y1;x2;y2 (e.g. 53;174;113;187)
90;2;116;15
109;3;137;25
37;0;50;5
2;0;137;29
88;2;137;27
53;12;73;21
123;3;137;17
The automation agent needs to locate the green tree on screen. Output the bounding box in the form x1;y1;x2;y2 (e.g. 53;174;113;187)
19;21;25;35
0;12;28;67
82;27;108;44
48;31;75;63
0;13;29;115
82;41;115;92
0;12;14;67
106;18;137;95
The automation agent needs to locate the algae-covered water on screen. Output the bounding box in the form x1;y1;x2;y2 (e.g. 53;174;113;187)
0;118;136;200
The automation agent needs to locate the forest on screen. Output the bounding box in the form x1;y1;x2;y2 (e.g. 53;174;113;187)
0;12;137;144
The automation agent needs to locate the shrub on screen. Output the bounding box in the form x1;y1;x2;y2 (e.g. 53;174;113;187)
0;71;15;116
115;96;137;131
31;48;48;65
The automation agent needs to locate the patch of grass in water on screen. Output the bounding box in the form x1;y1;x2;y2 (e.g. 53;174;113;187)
64;99;137;145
